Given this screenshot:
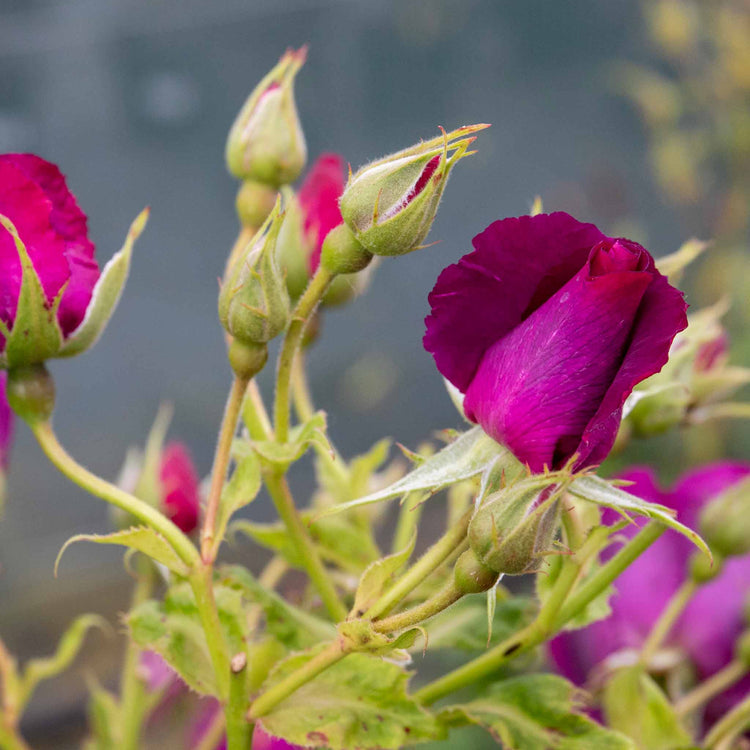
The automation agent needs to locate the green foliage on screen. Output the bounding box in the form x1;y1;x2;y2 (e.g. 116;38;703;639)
602;666;692;750
55;526;190;577
249;411;332;468
214;450;262;550
259;651;446;749
568;475;710;558
441;673;635;749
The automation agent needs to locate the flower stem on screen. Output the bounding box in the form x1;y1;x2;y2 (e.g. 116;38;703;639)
373;580;463;634
290;351;315;423
248;641;347;720
704;692;750;749
243;379;274;441
415;522;665;706
674;660;748;718
120;560;155;750
30;420;199;568
363;509;472;621
640;578;698;666
274;266;334;444
202;375;250;562
189;564;231;700
226;653;251;750
264;471;346;622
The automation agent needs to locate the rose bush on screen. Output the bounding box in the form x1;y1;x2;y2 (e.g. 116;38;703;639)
424;212;688;471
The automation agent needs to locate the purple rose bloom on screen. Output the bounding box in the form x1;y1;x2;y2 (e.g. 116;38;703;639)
424;213;687;471
549;462;750;721
0;154;99;346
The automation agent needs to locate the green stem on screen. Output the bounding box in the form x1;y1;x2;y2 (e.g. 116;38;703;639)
555;523;665;628
704;692;750;749
189;564;231;700
640;579;698;666
30;421;199;568
415;522;666;706
202;376;250;562
674;660;748;718
274;266;334;444
243;379;274;441
120;561;155;750
226;653;252;750
373;581;463;634
392;492;426;557
264;472;346;622
248;641;346;719
363;509;472;620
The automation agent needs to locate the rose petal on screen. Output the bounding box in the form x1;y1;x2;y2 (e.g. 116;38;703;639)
159;442;201;535
4;154;99;337
463;252;652;471
424;212;607;392
298;153;345;274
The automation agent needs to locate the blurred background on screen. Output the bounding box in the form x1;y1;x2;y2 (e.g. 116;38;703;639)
0;0;748;746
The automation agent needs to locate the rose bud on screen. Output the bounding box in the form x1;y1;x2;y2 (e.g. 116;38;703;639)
453;548;500;594
0;154;146;371
159;442;201;535
699;474;750;558
219;199;290;351
225;47;307;186
0;371;14;509
252;722;306;750
468;473;568;575
550;463;750;726
424;212;688;472
339;124;488;257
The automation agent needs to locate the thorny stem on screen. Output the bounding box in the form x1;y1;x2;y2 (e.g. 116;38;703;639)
30;421;199;568
264;472;347;622
415;522;665;705
674;660;748;718
363;508;472;620
274;266;334;444
372;580;463;634
640;578;698;666
201;375;250;562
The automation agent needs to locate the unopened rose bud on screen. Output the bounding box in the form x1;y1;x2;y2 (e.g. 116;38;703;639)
340;124;488;256
236;180;279;229
468;474;565;575
159;442;201;535
226;47;307;186
219;200;290;348
699;475;750;558
453;549;500;594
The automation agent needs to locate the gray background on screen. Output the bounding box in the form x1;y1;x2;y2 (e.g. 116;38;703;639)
0;0;739;745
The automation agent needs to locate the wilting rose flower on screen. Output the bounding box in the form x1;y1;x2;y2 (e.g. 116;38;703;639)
0;154;143;368
298;153;345;274
159;442;201;535
549;462;750;720
253;723;307;750
424;212;688;471
0;371;13;502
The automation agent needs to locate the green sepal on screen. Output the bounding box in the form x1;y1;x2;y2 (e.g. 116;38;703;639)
0;213;64;369
317;427;514;518
258;650;446;749
55;526;191;578
569;475;711;558
19;614;108;710
441;673;635;750
602;666;692;750
59;208;148;358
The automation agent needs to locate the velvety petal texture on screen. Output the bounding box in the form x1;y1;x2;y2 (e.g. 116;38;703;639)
159;442;201;535
0;154;99;343
424;213;687;471
549;462;750;718
298;153;345;273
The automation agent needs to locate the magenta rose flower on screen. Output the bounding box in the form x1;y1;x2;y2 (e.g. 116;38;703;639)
159;442;201;535
0;153;144;368
424;212;688;471
549;462;750;721
297;152;345;274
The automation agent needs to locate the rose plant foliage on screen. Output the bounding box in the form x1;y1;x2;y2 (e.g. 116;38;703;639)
0;48;748;750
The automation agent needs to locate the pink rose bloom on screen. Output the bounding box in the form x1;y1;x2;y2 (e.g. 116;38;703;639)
159;442;201;535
